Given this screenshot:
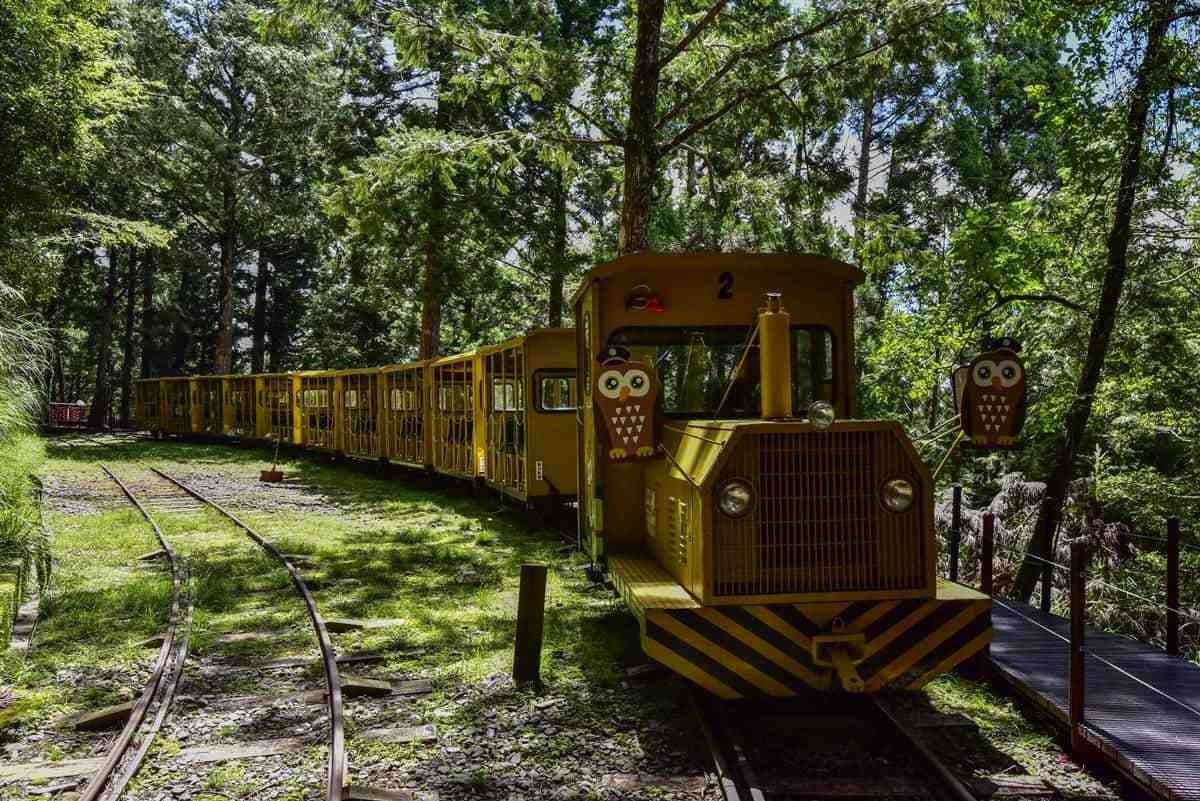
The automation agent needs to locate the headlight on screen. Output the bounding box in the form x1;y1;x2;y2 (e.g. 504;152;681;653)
718;479;755;518
881;478;915;513
808;401;835;430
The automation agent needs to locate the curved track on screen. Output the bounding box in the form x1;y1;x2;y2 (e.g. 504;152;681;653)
79;464;193;801
693;689;979;801
150;467;347;801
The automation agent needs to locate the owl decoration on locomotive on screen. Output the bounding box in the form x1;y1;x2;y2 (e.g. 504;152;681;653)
594;346;659;460
954;337;1027;448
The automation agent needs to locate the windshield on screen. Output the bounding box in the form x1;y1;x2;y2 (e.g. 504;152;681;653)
608;325;833;419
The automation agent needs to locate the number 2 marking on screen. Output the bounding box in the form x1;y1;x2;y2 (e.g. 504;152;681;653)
717;272;734;299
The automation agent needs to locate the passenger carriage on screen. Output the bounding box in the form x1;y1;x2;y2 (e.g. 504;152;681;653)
134;379;162;433
429;351;484;480
482;329;578;511
295;371;339;452
381;361;430;469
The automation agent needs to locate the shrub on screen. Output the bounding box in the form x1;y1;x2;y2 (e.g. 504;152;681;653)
0;281;50;642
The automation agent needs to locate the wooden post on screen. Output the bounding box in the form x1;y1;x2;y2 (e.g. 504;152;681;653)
1040;558;1052;613
981;512;994;597
950;485;962;582
1167;517;1180;657
1070;540;1086;754
513;562;548;686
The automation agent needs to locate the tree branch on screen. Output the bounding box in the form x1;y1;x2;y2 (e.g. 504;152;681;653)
659;2;957;154
969;292;1088;332
656;4;865;130
658;0;731;69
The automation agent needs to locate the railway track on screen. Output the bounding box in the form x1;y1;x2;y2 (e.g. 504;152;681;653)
79;464;193;801
693;690;980;801
73;464;348;801
149;467;349;801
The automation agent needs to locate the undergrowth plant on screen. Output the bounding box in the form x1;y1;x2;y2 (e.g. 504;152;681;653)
0;280;50;642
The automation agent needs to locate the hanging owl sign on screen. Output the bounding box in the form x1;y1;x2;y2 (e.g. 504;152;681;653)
595;345;660;461
954;337;1027;449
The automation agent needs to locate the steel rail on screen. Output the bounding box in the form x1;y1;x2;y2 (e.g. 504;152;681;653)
870;697;979;801
78;465;192;801
150;467;347;801
694;690;980;801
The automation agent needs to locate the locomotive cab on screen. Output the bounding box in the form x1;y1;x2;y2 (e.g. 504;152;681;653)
573;253;990;697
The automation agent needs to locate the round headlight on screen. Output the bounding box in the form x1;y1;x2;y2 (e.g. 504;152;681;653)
808;401;835;430
881;478;915;513
718;479;755;518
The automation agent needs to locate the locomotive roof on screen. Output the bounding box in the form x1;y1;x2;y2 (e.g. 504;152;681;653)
573;251;864;305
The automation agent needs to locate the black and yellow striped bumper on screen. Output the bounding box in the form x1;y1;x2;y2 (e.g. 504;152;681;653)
641;590;991;698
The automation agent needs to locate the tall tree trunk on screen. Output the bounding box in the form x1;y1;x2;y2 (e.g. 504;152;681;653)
854;88;875;225
548;168;568;328
251;249;270;373
170;261;197;375
89;249;117;428
140;252;156;378
419;61;454;359
268;254;292;371
118;252;137;426
53;350;64;403
214;173;237;373
1013;0;1175;600
420;170;446;358
618;0;665;255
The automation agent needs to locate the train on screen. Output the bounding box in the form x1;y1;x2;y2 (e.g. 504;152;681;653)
135;251;992;697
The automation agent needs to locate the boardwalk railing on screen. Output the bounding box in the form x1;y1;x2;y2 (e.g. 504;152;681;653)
960;502;1198;756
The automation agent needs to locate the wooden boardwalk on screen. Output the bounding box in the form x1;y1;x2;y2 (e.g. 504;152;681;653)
989;598;1200;801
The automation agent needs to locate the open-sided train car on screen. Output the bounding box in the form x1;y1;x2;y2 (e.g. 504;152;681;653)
133;328;581;512
381;361;430;469
482;329;578;511
573;252;991;697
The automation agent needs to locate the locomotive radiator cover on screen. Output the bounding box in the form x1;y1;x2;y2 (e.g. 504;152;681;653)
712;425;930;600
648;419;937;606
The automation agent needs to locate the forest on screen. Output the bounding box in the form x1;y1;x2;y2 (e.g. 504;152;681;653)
1;0;1198;648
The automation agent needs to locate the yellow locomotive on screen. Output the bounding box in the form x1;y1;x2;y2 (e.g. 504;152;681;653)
573;253;989;696
135;251;991;697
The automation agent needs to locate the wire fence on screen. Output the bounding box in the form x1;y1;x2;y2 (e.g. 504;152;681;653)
946;501;1198;658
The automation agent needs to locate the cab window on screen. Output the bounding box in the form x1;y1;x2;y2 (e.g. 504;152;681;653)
607;325;833;419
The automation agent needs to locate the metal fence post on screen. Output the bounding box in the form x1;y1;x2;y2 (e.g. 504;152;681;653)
950;485;962;582
981;513;994;597
513;562;548;686
1070;540;1086;755
1167;517;1180;657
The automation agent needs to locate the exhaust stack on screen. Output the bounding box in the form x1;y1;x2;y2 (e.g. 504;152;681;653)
759;292;793;419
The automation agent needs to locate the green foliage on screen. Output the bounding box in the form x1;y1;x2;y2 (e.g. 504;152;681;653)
0;284;50;639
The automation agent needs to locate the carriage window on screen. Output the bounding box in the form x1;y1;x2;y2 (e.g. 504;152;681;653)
492;380;520;412
438;383;472;411
607;325;834;419
391;387;420;411
345;389;359;409
536;371;577;413
303;389;329;408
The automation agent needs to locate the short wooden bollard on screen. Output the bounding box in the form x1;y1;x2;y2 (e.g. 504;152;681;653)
513;562;548;686
980;512;995;597
1069;540;1086;755
949;485;962;582
1167;517;1180;657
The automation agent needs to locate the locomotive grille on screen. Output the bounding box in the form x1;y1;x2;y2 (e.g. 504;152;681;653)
713;428;927;598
